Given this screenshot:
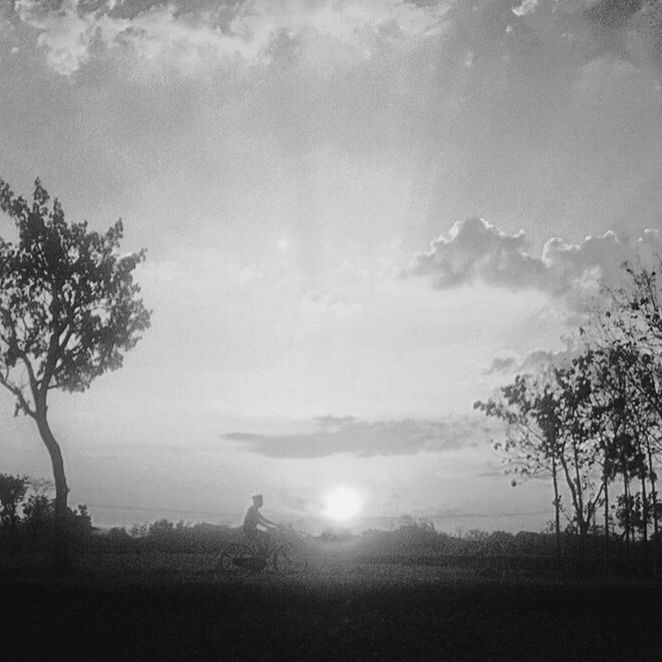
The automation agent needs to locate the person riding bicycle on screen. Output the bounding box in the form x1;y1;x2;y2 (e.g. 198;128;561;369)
243;494;277;556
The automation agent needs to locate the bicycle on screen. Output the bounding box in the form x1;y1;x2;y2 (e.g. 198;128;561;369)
215;527;309;577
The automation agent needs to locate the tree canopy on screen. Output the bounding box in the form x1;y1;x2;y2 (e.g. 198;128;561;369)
0;177;151;569
0;178;150;412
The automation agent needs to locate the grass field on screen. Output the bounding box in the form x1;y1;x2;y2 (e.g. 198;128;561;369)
2;552;662;661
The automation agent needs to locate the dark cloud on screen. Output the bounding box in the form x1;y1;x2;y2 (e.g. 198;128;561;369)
507;0;662;76
222;415;488;458
581;0;662;70
584;0;644;30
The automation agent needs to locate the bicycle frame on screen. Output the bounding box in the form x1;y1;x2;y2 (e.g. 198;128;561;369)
217;529;308;576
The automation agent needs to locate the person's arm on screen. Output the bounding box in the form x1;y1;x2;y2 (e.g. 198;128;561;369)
258;512;277;528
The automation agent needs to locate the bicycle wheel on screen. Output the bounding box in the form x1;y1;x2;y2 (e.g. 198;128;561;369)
273;543;308;576
215;542;255;576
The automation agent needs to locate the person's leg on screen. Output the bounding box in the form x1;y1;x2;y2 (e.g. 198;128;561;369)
244;529;258;554
256;529;271;557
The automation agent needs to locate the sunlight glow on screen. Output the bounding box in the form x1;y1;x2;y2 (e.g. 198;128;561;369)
323;486;363;521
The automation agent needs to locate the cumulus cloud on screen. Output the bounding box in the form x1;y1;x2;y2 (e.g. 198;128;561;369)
222;414;487;458
14;0;98;75
404;218;662;311
404;217;546;290
11;0;450;76
9;0;662;83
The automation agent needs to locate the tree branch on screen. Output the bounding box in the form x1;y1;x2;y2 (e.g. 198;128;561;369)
0;366;35;418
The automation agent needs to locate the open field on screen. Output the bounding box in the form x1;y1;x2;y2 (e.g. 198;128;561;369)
2;552;662;661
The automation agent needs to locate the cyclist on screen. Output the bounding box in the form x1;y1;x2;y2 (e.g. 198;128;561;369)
243;494;277;556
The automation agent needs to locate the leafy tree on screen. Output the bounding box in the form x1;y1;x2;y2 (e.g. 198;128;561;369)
22;493;54;538
0;473;28;530
591;342;657;560
69;504;93;538
478;262;662;572
21;492;93;544
129;522;149;538
0;178;151;569
551;355;605;547
477;353;610;564
589;266;662;569
620;268;662;562
475;371;565;567
582;342;633;560
148;518;175;538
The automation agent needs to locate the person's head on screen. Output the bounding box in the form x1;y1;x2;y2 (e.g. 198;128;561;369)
252;494;263;507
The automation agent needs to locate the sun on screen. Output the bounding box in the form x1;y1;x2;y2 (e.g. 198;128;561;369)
323;486;363;522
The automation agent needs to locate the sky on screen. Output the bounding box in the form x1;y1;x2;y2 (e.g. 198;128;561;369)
1;0;662;533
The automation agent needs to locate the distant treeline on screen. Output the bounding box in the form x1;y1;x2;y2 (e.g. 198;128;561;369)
1;481;657;573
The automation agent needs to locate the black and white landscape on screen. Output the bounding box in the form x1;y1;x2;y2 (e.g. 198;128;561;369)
2;1;662;660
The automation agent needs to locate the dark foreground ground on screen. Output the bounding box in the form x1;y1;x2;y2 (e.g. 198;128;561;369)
2;554;662;661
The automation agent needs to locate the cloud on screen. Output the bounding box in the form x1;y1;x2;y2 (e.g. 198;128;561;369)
484;347;575;375
222;414;487;458
512;0;541;18
515;0;662;72
314;414;359;428
404;217;546;290
14;0;101;75
12;0;450;76
404;218;662;311
584;0;644;30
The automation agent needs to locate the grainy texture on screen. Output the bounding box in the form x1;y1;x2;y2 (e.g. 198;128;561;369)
1;554;661;661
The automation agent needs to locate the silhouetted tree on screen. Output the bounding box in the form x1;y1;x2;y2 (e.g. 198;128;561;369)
0;178;151;569
21;492;93;545
0;473;28;530
589;265;662;569
148;518;175;538
552;354;605;555
478;262;662;572
619;266;662;568
22;493;54;539
477;352;613;565
582;342;632;562
475;371;564;567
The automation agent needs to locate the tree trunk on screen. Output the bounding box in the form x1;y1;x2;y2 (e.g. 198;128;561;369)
604;476;609;573
570;446;587;567
35;411;71;572
552;457;561;570
641;475;648;570
645;441;659;576
623;475;631;566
